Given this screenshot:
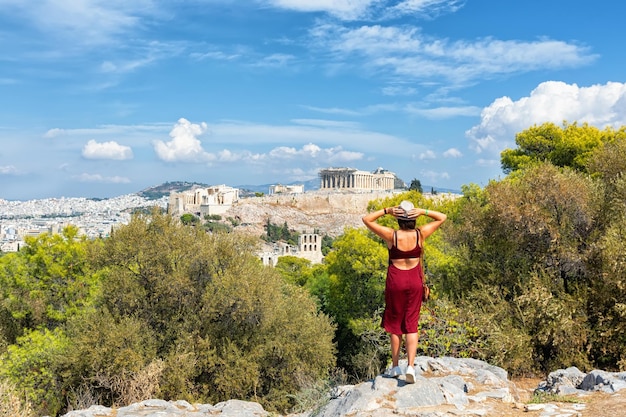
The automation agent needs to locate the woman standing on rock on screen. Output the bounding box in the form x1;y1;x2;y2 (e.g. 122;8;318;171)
362;200;446;383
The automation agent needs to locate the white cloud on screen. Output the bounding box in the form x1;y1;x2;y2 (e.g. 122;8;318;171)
299;106;362;117
73;173;131;183
327;148;363;162
419;150;436;160
382;85;417;96
405;105;481;119
153;118;215;163
216;149;242;162
265;0;464;21
3;0;156;46
190;50;242;61
252;53;296;68
208;119;419;154
0;165;18;175
82;139;133;160
311;23;596;88
302;143;321;157
443;148;462;158
267;143;363;162
476;159;499;167
264;0;378;20
466;81;626;154
386;0;464;18
292;118;361;128
420;169;450;181
44;128;65;138
45;123;169;138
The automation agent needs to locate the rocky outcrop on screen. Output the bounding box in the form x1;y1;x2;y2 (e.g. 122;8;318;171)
56;356;626;417
538;366;626;395
306;356;515;417
225;191;389;238
57;399;268;417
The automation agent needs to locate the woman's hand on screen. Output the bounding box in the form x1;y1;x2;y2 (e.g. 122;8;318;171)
387;206;404;218
407;208;421;219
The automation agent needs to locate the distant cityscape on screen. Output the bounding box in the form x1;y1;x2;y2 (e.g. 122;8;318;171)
0;194;169;252
0;171;460;253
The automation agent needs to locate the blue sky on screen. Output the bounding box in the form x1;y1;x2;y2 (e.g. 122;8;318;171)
1;0;625;200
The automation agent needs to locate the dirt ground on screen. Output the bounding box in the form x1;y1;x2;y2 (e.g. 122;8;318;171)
488;377;626;417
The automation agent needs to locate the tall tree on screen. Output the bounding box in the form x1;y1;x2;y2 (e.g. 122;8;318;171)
501;121;611;174
443;162;598;373
409;178;423;193
72;210;335;412
0;226;100;335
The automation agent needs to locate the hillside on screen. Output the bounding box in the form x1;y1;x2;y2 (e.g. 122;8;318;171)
224;191;399;238
138;181;210;200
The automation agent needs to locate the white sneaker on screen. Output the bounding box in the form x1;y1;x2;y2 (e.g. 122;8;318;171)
386;366;402;378
405;366;416;384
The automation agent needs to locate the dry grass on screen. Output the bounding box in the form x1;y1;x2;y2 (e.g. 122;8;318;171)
0;380;34;417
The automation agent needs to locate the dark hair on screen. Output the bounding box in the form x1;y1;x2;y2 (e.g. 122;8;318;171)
397;218;416;230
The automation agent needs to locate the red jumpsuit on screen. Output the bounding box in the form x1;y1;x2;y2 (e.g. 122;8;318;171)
381;230;424;335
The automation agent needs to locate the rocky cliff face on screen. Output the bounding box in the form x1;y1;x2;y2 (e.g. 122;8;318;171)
225;190;436;238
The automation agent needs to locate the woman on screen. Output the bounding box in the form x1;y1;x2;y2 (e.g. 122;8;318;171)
362;200;446;383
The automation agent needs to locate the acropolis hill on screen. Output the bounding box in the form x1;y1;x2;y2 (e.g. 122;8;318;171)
225;189;459;239
226;190;398;238
0;176;458;252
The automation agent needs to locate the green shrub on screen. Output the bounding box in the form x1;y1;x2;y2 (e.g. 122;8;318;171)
76;211;336;413
63;310;160;408
0;328;68;417
417;297;481;358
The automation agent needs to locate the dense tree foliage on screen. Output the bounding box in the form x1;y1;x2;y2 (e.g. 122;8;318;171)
0;212;335;416
409;178;423;193
262;219;300;245
434;127;626;375
501;122;625;174
441;163;598;373
0;226;101;338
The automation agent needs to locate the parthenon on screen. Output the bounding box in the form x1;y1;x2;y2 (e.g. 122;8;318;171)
319;167;398;191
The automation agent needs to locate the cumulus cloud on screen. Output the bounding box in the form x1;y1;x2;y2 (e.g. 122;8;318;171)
216;149;242;162
152;118;405;175
419;150;436;160
466;81;626;155
82;139;133;160
73;173;131;183
443;148;462;158
153;118;215;163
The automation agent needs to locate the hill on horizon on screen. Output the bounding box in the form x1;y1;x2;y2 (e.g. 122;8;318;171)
136;179;460;200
